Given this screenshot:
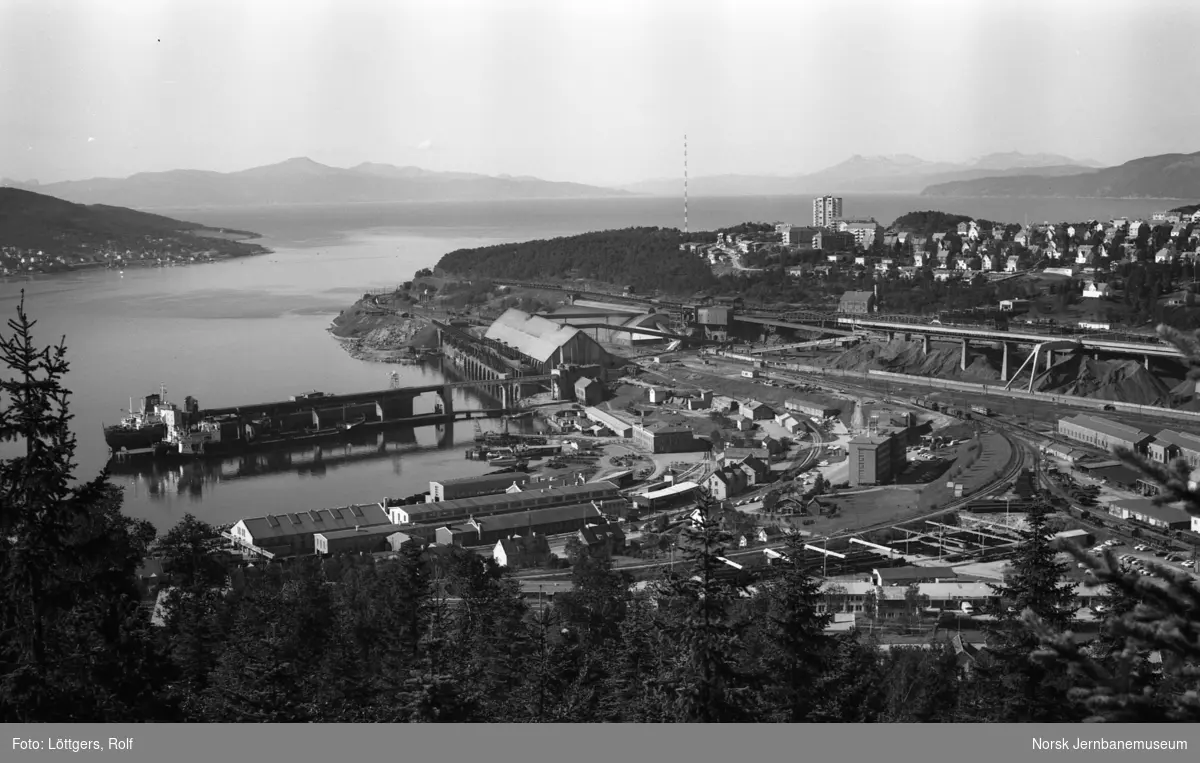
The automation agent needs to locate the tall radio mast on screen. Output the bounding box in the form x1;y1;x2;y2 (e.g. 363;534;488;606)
683;134;688;235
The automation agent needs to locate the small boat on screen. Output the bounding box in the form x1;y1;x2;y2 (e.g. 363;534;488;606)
489;456;524;467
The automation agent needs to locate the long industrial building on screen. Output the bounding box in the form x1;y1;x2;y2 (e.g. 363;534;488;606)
385;480;621;525
435;501;609;547
230;504;393;558
1057;414;1152;453
484;308;610;374
430;472;530;502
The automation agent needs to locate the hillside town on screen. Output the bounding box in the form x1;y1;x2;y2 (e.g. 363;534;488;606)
693;199;1200;317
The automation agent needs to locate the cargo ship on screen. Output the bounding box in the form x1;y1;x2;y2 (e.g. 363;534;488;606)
102;386;178;454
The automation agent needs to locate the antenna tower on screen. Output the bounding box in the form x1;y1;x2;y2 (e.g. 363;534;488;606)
683;134;688;235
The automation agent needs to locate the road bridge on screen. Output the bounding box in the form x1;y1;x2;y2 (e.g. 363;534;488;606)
834;317;1174;357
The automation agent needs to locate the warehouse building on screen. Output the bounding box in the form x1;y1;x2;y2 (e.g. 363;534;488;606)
1106;498;1192;530
429;472;531;502
435;502;610;547
873;566;957;586
633;481;699;511
484;308;609;374
785;396;842;418
230;504;393;558
315;523;400;555
632;421;697;453
1147;428;1200;466
1058;415;1152;454
387;481;622;525
583;406;633;438
848;430;907;487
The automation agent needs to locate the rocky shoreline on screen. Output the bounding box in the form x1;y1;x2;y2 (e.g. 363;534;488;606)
331;318;441;363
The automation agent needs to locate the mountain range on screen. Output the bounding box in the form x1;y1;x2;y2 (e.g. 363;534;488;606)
620;152;1103;196
0;158;628;209
921;151;1200;199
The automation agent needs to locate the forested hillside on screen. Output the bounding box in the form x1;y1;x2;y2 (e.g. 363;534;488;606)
435;228;719;295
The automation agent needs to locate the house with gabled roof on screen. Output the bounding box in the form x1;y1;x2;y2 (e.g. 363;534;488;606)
493;534;553;570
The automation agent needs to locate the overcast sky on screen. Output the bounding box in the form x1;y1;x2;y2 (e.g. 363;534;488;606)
3;0;1198;186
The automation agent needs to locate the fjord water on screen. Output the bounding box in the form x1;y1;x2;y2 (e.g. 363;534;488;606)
0;194;1177;530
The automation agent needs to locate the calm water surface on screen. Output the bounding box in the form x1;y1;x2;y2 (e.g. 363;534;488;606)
0;194;1180;531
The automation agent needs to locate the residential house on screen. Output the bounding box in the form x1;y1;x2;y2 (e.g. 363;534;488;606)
980;253;995;271
1154;247;1176;264
706;467;748;501
578;521;626;558
1082;280;1111;299
739;455;769;483
733;414;756;432
1013;228;1028;246
741;399;775;420
838;290;877;314
913;251;927;268
755;526;785;545
493;534;553;570
647;387;669;404
1005;255;1021;272
1075;245;1095;265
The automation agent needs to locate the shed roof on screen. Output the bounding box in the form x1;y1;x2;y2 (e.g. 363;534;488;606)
466;502;605;534
840;290;875;304
875;566;956;582
405;481;619;520
238;504;391;541
1061;414;1151;443
1109;498;1192;525
317;524;401;542
484;308;585;363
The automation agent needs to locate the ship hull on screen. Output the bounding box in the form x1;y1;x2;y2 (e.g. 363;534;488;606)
104;423;167;452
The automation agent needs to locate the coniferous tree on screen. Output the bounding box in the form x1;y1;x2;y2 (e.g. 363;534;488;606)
979;503;1083;721
1026;324;1200;722
0;293;170;721
757;530;834;721
658;499;755;722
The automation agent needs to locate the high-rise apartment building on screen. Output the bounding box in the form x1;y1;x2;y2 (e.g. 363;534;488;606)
812;195;843;229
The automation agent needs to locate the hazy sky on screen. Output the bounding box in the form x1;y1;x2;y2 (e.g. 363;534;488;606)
3;0;1199;186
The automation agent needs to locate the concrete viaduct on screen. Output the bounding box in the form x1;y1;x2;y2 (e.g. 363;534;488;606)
832;316;1177;391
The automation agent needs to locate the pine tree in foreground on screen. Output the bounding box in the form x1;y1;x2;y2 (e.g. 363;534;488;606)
0;292;169;721
1024;323;1200;722
658;497;756;722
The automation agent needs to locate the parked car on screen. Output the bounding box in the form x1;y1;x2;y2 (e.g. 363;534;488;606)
1183;560;1196;568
